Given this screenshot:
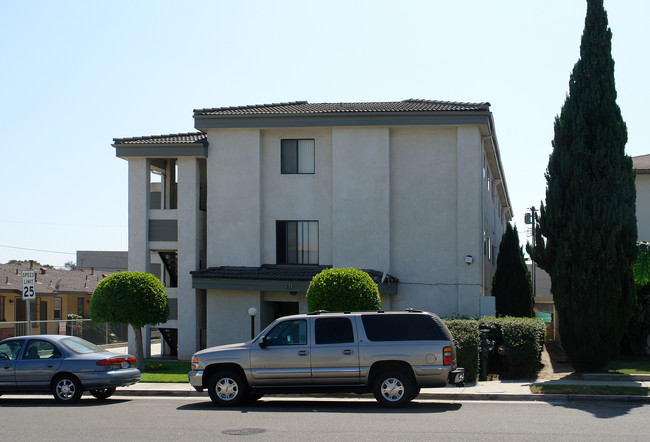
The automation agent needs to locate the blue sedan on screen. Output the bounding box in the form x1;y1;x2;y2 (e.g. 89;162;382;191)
0;335;140;403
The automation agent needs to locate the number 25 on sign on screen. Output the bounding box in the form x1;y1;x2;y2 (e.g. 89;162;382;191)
22;270;36;300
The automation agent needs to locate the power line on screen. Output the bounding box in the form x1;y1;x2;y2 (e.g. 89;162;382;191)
0;244;75;255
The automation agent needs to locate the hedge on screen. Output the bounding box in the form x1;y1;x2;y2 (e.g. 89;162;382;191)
443;316;546;381
443;318;480;383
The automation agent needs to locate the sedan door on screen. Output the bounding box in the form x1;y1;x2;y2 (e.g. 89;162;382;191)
15;339;64;389
0;339;25;389
249;318;311;385
310;317;360;385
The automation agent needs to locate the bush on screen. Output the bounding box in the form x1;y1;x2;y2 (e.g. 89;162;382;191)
444;316;546;381
306;268;381;312
443;318;480;383
491;317;546;378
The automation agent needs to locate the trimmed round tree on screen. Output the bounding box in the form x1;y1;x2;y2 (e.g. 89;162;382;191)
306;268;381;312
90;272;169;371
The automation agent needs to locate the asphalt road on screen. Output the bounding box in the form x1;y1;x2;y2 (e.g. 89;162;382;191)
1;395;649;441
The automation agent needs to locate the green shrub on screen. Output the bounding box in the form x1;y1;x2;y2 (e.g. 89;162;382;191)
306;268;381;312
494;317;546;378
443;318;480;383
444;316;545;381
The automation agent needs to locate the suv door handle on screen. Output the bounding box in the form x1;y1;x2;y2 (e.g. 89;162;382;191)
298;350;309;356
343;349;354;355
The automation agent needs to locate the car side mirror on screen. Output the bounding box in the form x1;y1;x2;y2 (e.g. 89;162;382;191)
258;336;268;348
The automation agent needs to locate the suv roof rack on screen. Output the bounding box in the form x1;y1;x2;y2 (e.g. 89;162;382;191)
307;310;330;315
404;308;423;313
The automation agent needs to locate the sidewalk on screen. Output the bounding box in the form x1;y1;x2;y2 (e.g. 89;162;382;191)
112;344;650;403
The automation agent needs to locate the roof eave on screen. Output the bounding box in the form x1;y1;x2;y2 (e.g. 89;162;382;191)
194;111;493;131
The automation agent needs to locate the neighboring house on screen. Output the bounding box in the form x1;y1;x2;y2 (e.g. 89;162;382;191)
113;99;512;359
0;261;109;339
633;154;650;241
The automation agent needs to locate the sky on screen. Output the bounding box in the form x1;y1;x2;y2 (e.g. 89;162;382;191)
1;0;649;268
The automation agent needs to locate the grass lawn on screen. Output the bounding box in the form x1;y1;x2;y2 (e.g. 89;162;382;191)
530;384;650;396
604;358;650;375
140;360;191;383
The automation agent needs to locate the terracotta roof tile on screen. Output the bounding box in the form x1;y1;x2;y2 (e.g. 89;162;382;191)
633;154;650;172
113;132;207;145
194;99;490;116
191;265;398;284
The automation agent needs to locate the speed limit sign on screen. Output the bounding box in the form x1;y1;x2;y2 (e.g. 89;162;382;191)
22;269;36;300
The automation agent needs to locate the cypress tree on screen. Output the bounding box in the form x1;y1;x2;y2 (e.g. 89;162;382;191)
533;0;637;371
493;223;534;317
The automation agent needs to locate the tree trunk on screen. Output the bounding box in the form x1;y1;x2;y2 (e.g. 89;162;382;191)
132;325;145;372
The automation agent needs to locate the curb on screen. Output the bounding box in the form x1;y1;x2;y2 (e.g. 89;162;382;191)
112;388;650;403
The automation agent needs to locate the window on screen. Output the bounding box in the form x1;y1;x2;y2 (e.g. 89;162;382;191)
53;297;62;320
23;339;62;360
265;319;307;345
77;298;85;317
281;139;315;174
276;221;318;264
315;318;354;344
0;296;4;321
361;314;446;341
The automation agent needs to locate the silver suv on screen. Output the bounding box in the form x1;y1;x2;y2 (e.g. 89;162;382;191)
188;309;464;407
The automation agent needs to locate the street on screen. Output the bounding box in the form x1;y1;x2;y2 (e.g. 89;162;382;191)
1;395;649;440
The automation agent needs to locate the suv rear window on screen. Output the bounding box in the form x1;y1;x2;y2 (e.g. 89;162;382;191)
361;314;446;341
315;317;354;344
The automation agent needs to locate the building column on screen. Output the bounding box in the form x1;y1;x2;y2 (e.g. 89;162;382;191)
177;158;201;359
127;158;151;355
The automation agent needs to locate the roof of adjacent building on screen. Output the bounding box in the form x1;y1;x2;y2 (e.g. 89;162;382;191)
191;265;398;284
0;262;114;296
633;154;650;173
193;99;491;116
113;131;207;145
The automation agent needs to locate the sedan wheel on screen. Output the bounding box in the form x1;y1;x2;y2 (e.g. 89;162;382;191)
52;375;83;403
90;387;116;400
372;371;415;407
208;371;248;406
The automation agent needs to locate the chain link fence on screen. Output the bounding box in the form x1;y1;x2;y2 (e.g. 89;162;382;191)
0;319;128;346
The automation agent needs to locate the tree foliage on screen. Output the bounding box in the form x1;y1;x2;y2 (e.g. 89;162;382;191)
90;272;169;370
306;268;381;312
532;0;637;371
622;242;650;355
492;223;533;317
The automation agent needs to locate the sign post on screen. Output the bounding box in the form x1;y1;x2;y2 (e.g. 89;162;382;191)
22;269;36;335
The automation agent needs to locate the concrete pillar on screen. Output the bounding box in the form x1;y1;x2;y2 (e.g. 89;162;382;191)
177;158;201;359
127;158;151;355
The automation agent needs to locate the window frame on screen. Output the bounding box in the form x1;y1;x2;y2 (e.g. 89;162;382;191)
281;138;315;174
276;220;319;265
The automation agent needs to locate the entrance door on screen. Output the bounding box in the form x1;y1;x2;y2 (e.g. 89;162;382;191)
40;301;48;334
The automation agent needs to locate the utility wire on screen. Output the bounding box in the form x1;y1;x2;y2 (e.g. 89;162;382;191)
0;244;75;255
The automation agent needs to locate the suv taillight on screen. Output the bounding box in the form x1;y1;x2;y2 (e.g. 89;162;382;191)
443;346;452;366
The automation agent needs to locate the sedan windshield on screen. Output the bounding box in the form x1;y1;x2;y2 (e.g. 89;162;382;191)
59;337;106;354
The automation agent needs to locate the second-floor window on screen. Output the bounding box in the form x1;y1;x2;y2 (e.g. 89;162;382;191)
276;220;319;264
281;139;315;174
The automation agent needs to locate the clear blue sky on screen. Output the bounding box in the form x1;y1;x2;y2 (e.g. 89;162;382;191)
1;0;648;267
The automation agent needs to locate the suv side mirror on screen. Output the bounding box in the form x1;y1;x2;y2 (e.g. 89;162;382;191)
258;336;269;348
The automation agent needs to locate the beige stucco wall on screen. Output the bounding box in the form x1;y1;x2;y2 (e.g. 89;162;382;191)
636;174;650;242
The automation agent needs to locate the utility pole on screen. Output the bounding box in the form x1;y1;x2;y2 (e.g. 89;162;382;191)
525;207;537;298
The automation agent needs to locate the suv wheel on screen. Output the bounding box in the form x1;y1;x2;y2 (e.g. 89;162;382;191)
208;370;248;406
372;371;415;407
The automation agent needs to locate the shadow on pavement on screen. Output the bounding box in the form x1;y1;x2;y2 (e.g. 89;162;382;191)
177;398;462;414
